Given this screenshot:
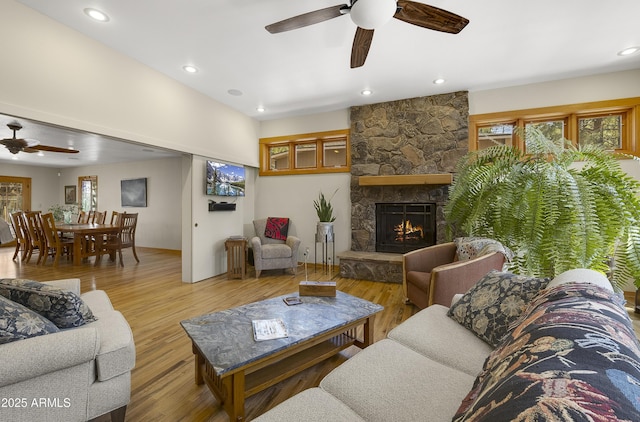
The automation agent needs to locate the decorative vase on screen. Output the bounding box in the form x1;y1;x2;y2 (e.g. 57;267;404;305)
63;211;72;224
316;222;334;242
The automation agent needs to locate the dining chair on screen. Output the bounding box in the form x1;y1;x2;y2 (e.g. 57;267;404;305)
78;210;89;224
24;211;46;264
84;210;107;257
40;212;74;267
94;210;107;224
96;212;139;266
9;211;29;262
110;211;121;225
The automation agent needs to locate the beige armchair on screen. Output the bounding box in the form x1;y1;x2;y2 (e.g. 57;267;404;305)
251;218;301;277
402;242;506;309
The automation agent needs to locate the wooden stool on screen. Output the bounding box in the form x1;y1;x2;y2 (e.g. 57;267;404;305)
225;237;247;279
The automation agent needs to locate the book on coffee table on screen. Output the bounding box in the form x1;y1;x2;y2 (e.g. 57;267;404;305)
252;318;288;341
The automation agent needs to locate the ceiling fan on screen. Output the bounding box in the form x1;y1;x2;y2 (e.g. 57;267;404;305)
0;122;79;155
265;0;469;68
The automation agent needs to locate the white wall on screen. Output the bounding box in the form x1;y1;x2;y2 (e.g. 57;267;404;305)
58;157;183;250
189;156;255;280
258;111;351;263
469;69;640;114
0;2;259;167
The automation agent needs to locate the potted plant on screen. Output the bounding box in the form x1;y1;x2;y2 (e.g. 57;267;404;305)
444;126;640;290
314;189;338;242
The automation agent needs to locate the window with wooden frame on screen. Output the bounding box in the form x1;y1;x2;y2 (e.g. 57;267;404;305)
259;129;350;175
469;97;640;156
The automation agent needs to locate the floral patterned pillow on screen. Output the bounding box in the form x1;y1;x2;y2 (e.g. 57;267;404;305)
447;270;549;347
0;295;60;344
453;283;640;421
0;278;96;329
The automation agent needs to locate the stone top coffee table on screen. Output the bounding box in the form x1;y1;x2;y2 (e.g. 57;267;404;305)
180;290;383;421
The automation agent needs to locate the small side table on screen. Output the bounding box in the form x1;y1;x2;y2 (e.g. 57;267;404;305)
225;237;247;279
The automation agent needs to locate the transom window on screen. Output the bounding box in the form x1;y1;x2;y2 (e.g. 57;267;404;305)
259;129;350;175
470;97;640;156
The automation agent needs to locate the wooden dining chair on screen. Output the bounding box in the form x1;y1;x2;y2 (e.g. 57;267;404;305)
78;210;89;224
24;211;46;264
94;210;107;224
110;211;121;225
40;212;74;267
9;211;29;262
84;210;107;257
96;212;139;267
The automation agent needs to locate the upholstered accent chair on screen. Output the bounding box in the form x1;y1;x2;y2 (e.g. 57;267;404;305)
251;218;301;277
402;240;508;309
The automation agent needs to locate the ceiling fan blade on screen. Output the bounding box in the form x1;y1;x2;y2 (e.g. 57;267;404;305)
394;1;469;34
29;144;79;154
351;27;374;69
265;5;348;33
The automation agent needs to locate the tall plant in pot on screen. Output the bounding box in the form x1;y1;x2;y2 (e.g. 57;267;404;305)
314;189;338;242
444;126;640;290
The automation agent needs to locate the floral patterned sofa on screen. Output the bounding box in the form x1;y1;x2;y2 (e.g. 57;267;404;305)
0;278;135;422
255;269;640;421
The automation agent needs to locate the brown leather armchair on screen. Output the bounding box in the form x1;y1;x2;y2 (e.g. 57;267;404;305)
402;242;506;309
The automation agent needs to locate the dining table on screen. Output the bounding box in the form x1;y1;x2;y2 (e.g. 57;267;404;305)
56;223;121;265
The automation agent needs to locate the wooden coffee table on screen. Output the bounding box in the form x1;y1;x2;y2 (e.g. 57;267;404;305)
180;291;383;421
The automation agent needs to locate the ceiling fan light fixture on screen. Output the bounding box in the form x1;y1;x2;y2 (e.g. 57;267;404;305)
350;0;397;29
83;8;110;22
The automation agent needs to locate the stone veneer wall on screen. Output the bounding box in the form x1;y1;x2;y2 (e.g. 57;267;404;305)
350;91;469;252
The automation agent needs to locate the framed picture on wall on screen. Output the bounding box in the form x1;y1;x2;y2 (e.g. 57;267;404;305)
65;185;76;204
121;178;147;207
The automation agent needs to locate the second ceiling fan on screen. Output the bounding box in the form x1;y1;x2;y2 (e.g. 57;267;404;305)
266;0;469;68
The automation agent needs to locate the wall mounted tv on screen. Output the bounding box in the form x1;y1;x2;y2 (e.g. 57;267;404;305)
206;160;246;196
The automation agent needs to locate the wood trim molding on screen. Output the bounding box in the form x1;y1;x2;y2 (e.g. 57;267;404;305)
358;174;452;186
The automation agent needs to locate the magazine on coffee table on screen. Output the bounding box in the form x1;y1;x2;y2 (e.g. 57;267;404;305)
252;318;288;341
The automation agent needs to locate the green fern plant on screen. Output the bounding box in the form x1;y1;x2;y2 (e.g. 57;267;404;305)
444;126;640;289
314;189;338;222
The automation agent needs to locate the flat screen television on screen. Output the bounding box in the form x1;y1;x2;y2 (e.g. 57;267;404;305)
206;160;245;196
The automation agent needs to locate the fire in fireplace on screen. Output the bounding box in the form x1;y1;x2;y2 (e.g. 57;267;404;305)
376;203;436;254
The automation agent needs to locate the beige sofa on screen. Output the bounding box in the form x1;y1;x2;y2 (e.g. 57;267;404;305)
255;269;640;421
0;278;135;422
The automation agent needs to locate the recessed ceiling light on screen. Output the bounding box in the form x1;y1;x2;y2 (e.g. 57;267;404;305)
83;8;110;22
433;78;446;85
361;89;373;96
618;46;640;56
182;65;198;73
228;89;243;96
256;107;266;113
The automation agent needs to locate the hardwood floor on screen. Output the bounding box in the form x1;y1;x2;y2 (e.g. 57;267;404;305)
0;246;418;421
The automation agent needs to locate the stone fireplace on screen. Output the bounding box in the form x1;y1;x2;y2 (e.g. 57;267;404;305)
339;91;469;282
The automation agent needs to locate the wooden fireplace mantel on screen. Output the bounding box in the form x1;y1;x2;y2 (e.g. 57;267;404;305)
358;174;453;186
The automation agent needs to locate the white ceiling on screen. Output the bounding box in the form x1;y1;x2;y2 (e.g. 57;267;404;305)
4;0;640;168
